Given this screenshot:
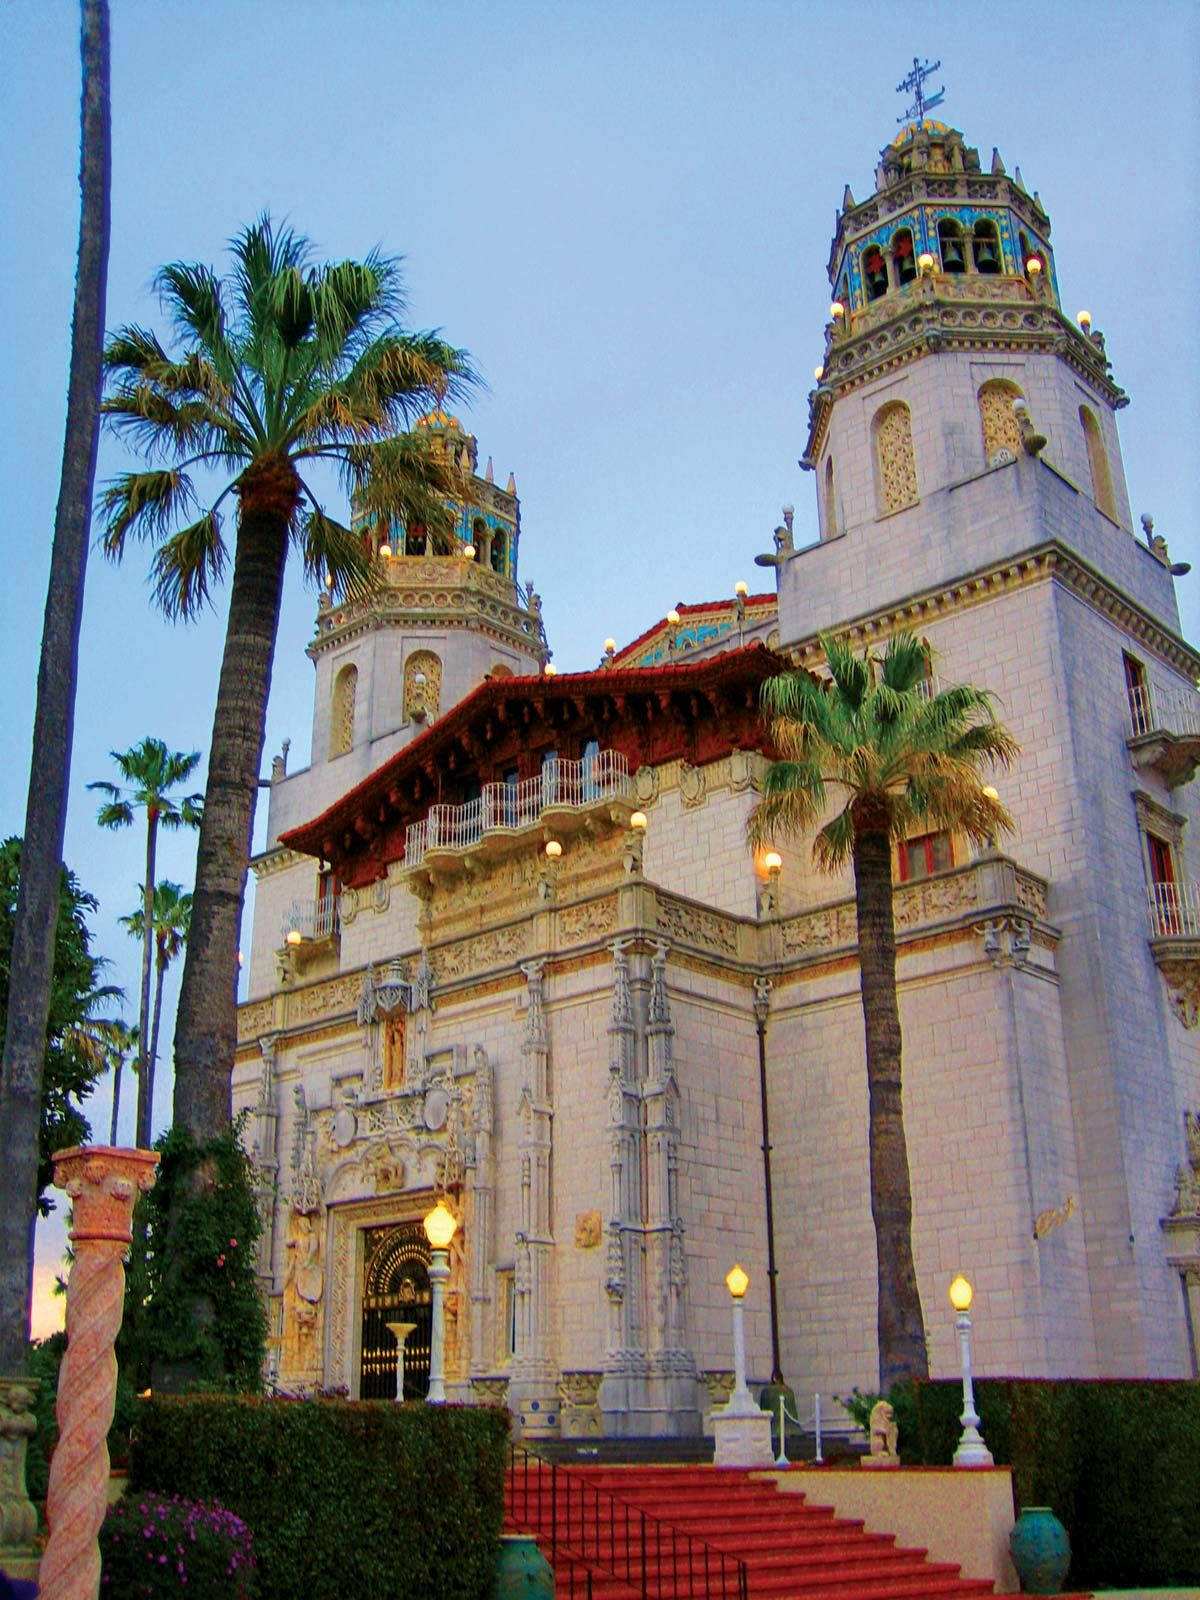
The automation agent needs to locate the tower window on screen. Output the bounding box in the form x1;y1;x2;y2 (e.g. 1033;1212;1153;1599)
891;228;917;286
872;400;919;516
405;522;427;556
897;831;954;883
472;517;487;562
1124;652;1149;736
404;649;442;722
330;663;357;757
863;245;888;301
823;456;837;538
937;218;966;274
490;529;507;575
972;220;1001;274
978;380;1025;466
1079;406;1116;520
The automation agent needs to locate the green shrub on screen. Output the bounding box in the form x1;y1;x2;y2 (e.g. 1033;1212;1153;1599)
99;1490;255;1598
129;1394;509;1600
910;1379;1200;1588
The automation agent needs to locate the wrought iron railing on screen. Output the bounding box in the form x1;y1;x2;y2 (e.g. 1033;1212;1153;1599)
1129;682;1200;741
506;1445;748;1600
405;751;631;866
282;896;339;944
1147;880;1200;939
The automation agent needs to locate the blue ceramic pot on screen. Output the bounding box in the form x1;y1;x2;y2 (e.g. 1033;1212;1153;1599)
1009;1506;1071;1595
490;1532;556;1600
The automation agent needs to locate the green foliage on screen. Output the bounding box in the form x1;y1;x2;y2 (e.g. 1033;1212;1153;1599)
25;1334;137;1504
835;1385;880;1433
120;1126;267;1392
100;1490;256;1598
128;1395;509;1600
0;836;124;1212
910;1379;1200;1587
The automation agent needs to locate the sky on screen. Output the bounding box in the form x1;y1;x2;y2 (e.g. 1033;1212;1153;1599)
2;0;1198;1334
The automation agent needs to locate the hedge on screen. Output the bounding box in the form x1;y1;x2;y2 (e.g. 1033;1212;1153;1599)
908;1378;1200;1588
128;1396;509;1600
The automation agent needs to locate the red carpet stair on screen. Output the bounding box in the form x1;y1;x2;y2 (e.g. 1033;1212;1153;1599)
504;1462;1089;1600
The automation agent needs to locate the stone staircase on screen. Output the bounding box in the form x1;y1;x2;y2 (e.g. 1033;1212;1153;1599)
505;1461;1091;1599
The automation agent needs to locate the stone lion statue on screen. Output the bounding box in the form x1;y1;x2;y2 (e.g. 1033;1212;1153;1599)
865;1399;900;1467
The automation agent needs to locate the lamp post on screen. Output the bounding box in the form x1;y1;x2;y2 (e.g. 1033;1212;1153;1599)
711;1263;775;1466
752;979;784;1387
386;1320;417;1403
725;1264;752;1403
949;1275;993;1467
423;1201;458;1404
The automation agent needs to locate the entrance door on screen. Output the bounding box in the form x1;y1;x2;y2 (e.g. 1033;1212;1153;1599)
359;1223;432;1400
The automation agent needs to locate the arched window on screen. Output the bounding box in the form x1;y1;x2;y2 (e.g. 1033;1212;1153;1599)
1080;406;1116;519
472;517;487;562
490;530;507;575
331;664;357;757
937;217;966;274
872;401;918;515
823;456;837;537
891;228;917;286
972;220;1001;274
978;380;1025;466
405;522;427;556
862;244;888;301
404;649;442;722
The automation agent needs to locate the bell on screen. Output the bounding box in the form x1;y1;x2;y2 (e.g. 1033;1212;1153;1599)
974;237;1000;274
941;236;965;273
895;252;918;285
865;254;888;299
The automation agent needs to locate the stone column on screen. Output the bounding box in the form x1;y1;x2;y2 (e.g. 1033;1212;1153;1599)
0;1377;39;1583
642;942;699;1435
508;961;559;1435
40;1145;158;1600
467;1047;495;1379
599;939;648;1434
253;1033;280;1290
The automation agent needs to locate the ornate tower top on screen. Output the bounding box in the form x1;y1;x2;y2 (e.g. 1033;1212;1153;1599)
805;121;1124;467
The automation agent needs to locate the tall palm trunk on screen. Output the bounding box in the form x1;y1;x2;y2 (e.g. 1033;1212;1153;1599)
0;0;110;1373
109;1053;123;1145
852;821;929;1390
146;943;168;1136
173;483;293;1141
135;812;159;1146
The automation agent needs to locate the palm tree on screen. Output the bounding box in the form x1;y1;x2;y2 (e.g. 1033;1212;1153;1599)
99;218;474;1142
89;741;202;1147
119;881;192;1142
748;631;1017;1389
0;0;110;1375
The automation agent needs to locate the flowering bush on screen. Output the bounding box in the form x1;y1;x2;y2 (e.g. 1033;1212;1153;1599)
99;1490;255;1598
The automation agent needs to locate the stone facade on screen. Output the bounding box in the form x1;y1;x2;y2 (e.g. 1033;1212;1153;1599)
236;121;1200;1431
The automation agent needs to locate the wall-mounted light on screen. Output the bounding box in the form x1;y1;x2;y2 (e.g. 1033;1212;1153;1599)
378;543;392;559
1077;309;1092;330
285;929;302;947
734;580;749;598
813;365;824;382
544;839;563;859
630;811;648;833
544;662;557;676
462;543;475;560
918;252;935;274
1025;257;1042;276
830;301;845;320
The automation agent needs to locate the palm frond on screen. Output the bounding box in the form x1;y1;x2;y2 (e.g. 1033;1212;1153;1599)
822;632;870;710
878;632;930;693
98;469;197;558
155;261;226;350
149;511;228;619
298;500;374;600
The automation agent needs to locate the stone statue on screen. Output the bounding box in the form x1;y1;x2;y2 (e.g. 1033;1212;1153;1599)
282;1210;324;1378
862;1399;900;1468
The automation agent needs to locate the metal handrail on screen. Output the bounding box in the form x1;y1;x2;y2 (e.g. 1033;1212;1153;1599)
405;750;632;866
506;1444;749;1600
1129;681;1200;741
282;895;339;944
1147;880;1200;939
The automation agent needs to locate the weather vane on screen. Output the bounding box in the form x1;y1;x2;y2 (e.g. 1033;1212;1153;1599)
896;57;945;128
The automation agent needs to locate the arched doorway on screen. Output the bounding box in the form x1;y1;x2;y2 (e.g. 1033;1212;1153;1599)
359;1222;432;1400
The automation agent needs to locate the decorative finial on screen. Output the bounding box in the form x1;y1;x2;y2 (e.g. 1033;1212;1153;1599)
990;148;1005;176
485;456;494;483
842;184;855;211
896;56;945;128
506;472;517;494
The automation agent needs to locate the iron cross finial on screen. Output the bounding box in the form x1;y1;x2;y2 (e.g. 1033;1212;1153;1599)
896;56;945;128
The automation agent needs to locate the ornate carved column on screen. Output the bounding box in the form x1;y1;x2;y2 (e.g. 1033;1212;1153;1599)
253;1033;280;1290
40;1146;158;1600
599;939;648;1434
642;942;699;1434
509;960;559;1434
1162;1111;1200;1376
467;1046;496;1378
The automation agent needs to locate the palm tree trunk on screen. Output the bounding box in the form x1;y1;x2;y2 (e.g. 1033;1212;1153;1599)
109;1055;122;1145
135;818;158;1146
0;0;110;1374
852;821;929;1391
172;492;291;1142
146;947;168;1141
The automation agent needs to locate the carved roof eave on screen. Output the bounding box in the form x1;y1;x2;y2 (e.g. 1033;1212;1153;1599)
251;845;308;880
787;538;1200;682
306;598;545;663
280;643;790;874
804;312;1125;465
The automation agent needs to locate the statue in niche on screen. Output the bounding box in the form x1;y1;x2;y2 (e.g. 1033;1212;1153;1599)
383;1014;406;1090
281;1209;324;1378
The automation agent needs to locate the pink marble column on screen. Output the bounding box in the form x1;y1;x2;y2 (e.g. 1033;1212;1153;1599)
39;1146;158;1600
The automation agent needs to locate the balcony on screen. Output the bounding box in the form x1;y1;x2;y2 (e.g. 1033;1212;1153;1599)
404;750;633;870
1128;684;1200;788
282;896;340;946
1146;882;1200;1029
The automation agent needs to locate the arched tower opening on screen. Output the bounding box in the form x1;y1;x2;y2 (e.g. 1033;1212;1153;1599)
330;663;357;757
872;401;918;516
978;380;1025;467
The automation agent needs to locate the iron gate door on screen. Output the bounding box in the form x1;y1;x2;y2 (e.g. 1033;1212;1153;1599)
359;1222;432;1400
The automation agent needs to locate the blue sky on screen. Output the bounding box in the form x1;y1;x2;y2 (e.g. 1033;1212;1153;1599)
2;1;1197;1329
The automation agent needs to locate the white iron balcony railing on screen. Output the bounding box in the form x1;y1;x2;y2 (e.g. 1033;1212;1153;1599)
282;896;340;944
1146;881;1200;940
405;750;631;867
1128;682;1200;741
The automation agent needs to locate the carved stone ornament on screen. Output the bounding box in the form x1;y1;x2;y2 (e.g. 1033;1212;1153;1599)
574;1210;602;1249
678;763;707;809
1168;1110;1200;1219
1155;955;1200;1029
634;766;660;805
